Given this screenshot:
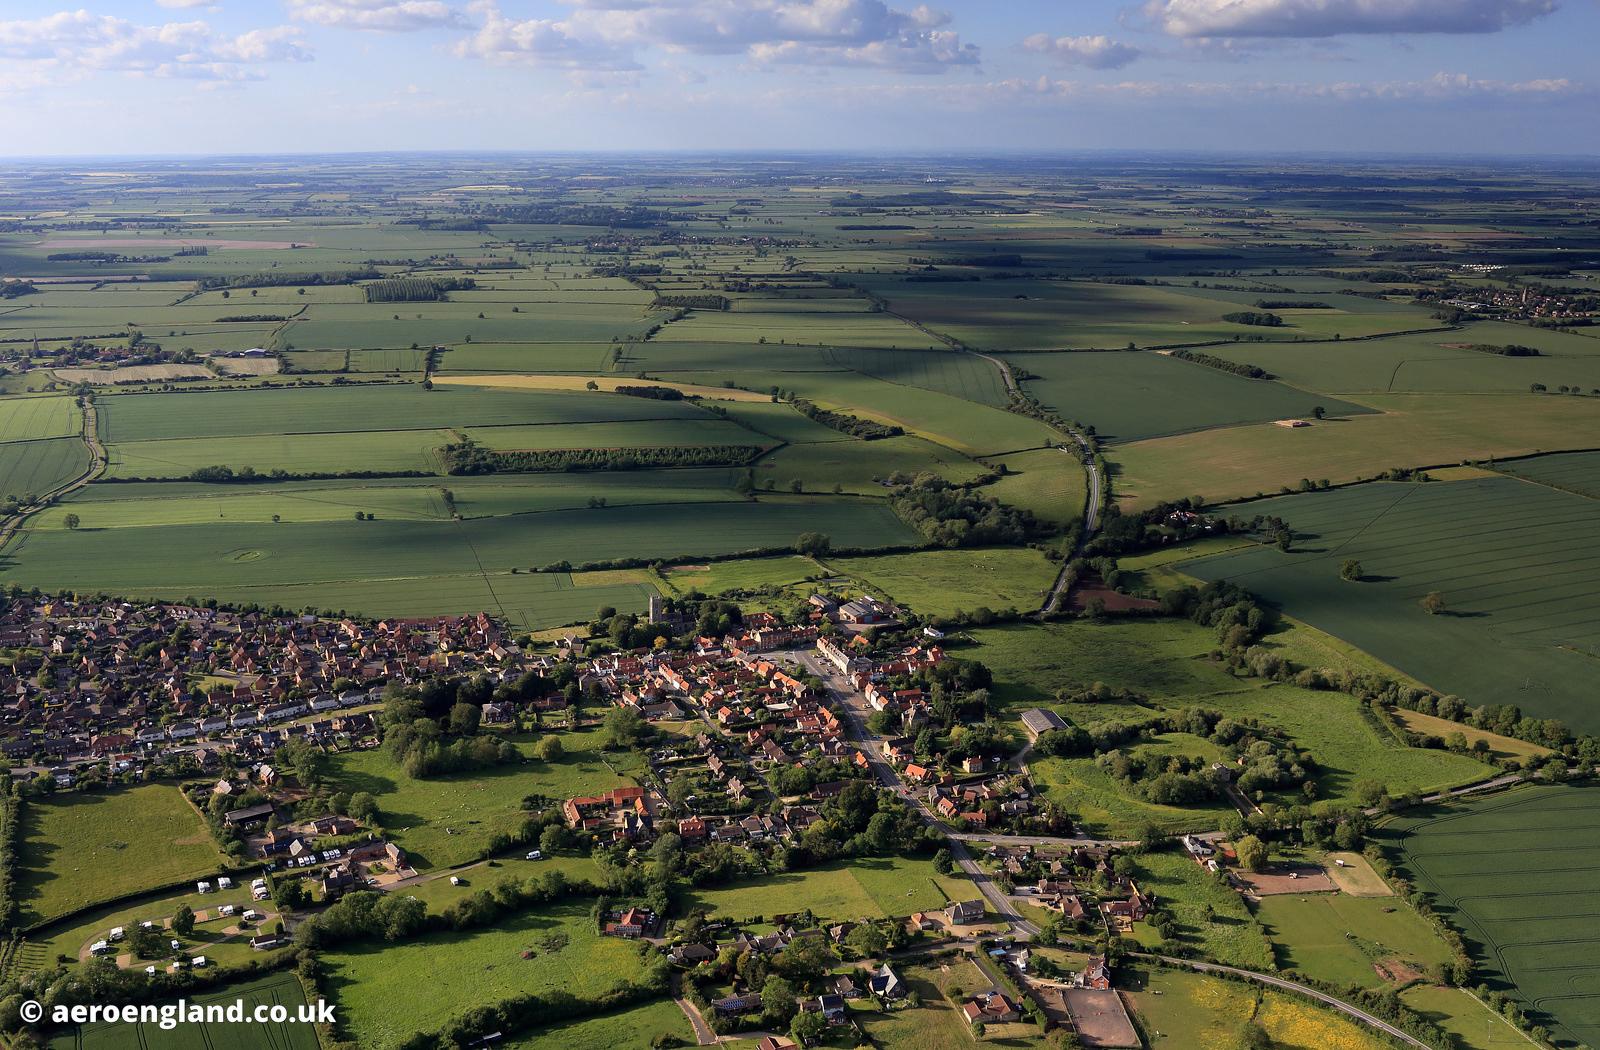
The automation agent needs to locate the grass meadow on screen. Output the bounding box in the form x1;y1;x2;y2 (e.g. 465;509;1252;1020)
324;899;647;1050
680;856;977;923
324;729;639;869
16;785;228;927
498;998;694;1050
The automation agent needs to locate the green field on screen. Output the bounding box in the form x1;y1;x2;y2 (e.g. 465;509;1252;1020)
1124;964;1393;1050
1386;784;1600;1048
499;997;694;1050
0;395;80;443
45;971;320;1050
1007;350;1369;443
1113;392;1600;508
1184;477;1600;733
97;384;709;442
1495;449;1600;499
16;785;228;927
1127;851;1274;970
0;436;89;498
680;856;977;923
1255;891;1454;989
826;547;1056;617
1;496;919;628
324;729;639;869
324;898;646;1050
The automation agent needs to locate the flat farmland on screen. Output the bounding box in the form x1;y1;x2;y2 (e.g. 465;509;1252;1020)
436;341;623;373
324;899;645;1050
752;433;987;494
1206;323;1600;396
1183;478;1600;733
652;310;942;349
1387;785;1600;1048
466;417;761;450
820;346;1012;406
1;497;918;625
46;972;319;1050
1006;350;1369;443
103;430;451;478
276;305;662;349
98;384;711;441
1496;450;1600;499
637;364;1059;456
0;395;80;442
16;785;228;926
1114;392;1600;507
44;473;748;530
0;437;90;498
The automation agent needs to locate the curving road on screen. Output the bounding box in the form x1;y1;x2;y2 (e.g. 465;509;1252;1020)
1153;956;1433;1050
0;397;106;552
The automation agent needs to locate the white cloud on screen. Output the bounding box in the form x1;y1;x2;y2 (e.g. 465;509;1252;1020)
1022;33;1141;69
455;3;640;69
1146;0;1559;39
0;10;310;81
457;0;977;73
156;0;217;8
286;0;464;32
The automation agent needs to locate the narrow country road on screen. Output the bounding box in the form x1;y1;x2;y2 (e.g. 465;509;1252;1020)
0;396;106;553
670;973;716;1046
1153;956;1433;1050
969;350;1105;616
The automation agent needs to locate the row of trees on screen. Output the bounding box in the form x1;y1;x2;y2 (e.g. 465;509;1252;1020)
439;437;763;475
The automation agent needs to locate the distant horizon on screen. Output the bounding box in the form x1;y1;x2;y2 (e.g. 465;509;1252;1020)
2;1;1596;156
4;147;1600;164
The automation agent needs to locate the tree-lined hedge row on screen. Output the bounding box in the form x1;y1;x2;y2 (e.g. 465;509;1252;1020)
1170;349;1274;380
440;438;765;475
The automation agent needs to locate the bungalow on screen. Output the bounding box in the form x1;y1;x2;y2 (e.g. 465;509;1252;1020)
815;993;847;1023
945;899;985;926
669;942;716;966
962;992;1021;1026
711;993;763;1018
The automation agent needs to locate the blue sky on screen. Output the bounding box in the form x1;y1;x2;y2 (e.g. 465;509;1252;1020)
1;0;1596;156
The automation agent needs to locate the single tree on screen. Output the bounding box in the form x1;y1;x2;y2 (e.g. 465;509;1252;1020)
1340;558;1363;582
1234;834;1268;873
1421;591;1447;615
172;904;196;937
63;513;80;530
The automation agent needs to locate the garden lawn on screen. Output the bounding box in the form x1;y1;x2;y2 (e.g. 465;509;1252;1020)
16;785;228;927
